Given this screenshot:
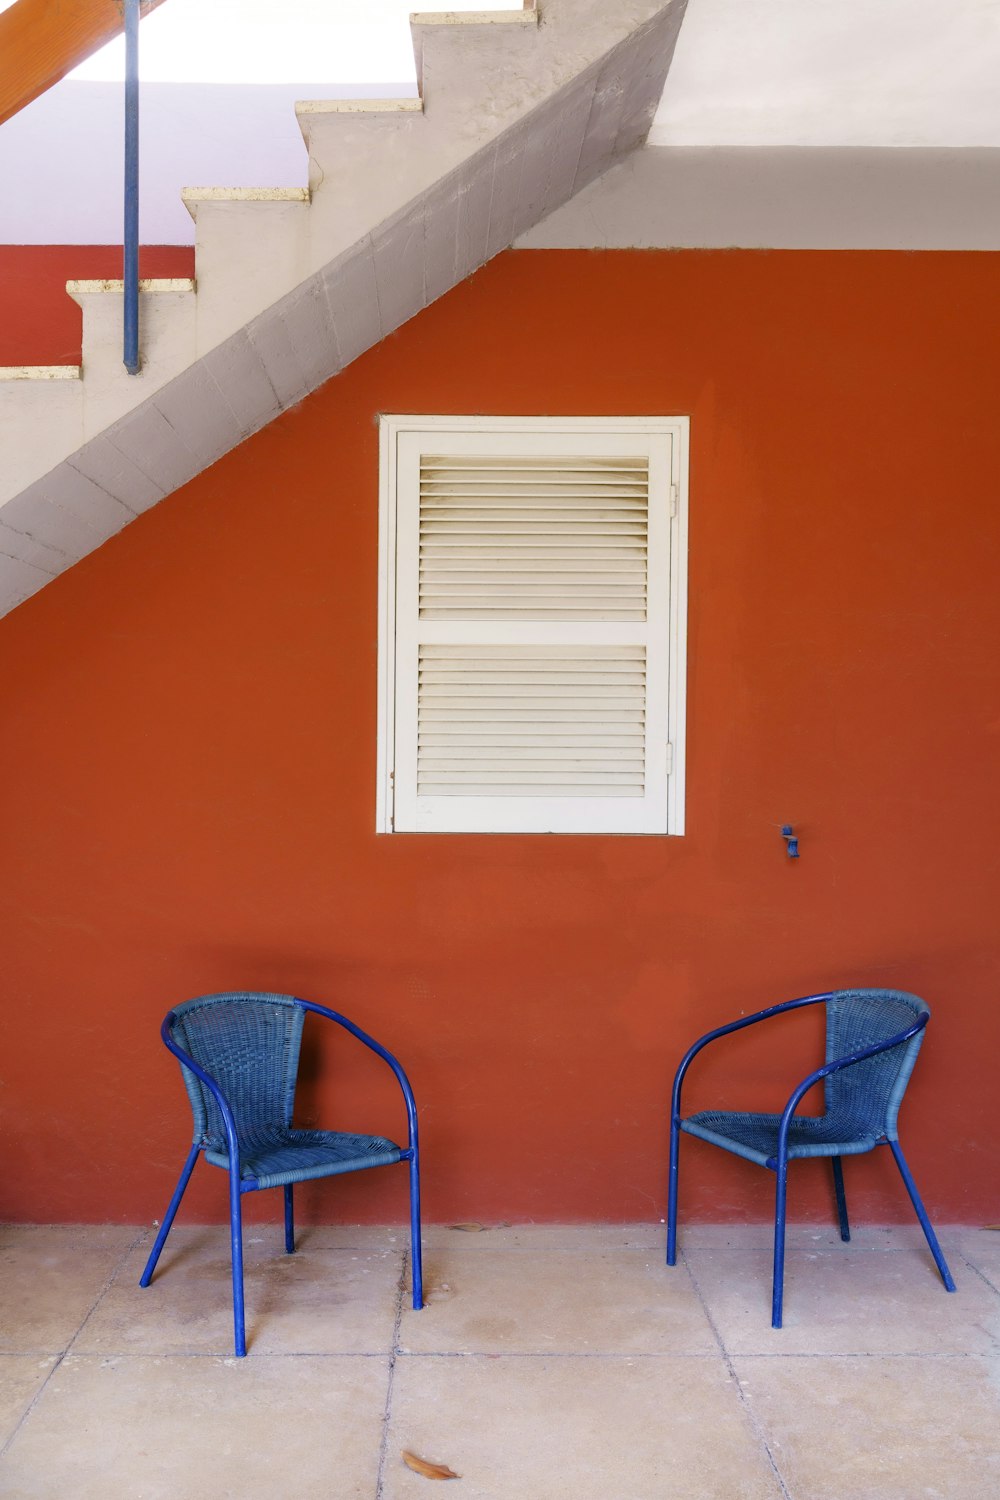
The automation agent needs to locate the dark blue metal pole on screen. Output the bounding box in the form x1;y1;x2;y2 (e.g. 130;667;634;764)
124;0;140;374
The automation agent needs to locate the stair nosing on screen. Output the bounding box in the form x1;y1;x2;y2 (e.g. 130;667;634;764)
295;97;423;116
410;9;538;25
180;187;310;202
65;278;197;296
0;365;82;381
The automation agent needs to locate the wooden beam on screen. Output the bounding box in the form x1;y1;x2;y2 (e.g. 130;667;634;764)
0;0;169;127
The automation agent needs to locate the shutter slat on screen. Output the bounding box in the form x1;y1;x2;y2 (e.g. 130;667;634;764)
416;781;642;797
419;673;646;686
420;644;645;660
417;644;646;797
419;452;648;622
420;610;647;621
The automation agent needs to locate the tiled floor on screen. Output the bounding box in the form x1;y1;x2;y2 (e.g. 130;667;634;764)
1;1221;999;1498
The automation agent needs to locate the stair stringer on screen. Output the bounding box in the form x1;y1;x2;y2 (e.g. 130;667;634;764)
0;0;688;617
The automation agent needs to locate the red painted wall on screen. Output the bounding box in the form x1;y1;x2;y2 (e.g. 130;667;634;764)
0;246;195;365
1;250;998;1229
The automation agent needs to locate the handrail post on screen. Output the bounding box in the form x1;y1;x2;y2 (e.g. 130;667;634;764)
123;0;140;374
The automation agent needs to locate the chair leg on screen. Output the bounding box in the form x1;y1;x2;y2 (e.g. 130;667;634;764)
139;1144;200;1287
229;1171;247;1357
889;1140;956;1292
772;1159;789;1328
284;1184;295;1254
409;1150;423;1310
666;1115;680;1266
831;1156;850;1242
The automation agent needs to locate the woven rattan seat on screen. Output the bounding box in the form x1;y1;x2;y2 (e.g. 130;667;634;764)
666;988;956;1327
140;991;423;1356
682;1108;884;1166
204;1126;402;1187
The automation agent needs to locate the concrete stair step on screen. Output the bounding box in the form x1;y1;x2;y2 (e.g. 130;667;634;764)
0;0;688;616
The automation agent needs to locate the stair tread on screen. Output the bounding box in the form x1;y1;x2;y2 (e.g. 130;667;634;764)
295;98;422;115
181;187;309;201
412;9;538;25
66;278;196;296
0;365;81;380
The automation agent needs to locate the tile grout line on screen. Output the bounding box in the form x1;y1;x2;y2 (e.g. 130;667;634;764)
64;1225;151;1355
374;1248;408;1500
680;1247;795;1500
0;1227;148;1463
955;1248;1000;1300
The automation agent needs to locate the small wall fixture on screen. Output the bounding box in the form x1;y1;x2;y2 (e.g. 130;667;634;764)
781;825;799;858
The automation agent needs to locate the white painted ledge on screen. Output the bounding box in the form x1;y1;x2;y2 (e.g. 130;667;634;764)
181;186;310;202
181;186;310;222
411;9;538;25
296;99;422;115
0;367;82;381
66;279;197;302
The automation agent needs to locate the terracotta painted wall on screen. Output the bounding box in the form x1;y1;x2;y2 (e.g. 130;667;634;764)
0;246;195;365
1;249;998;1229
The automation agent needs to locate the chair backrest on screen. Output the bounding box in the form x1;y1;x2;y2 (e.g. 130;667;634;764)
168;992;305;1152
824;989;929;1140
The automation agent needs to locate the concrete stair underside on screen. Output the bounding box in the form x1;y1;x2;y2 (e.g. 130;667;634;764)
0;0;687;617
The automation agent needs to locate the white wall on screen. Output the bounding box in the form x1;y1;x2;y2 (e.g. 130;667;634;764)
1;0;998;246
651;0;1000;147
0;82;409;244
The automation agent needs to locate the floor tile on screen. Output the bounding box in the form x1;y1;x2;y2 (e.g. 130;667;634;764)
684;1245;994;1354
400;1244;717;1355
0;1354;388;1500
0;1226;139;1352
78;1226;403;1356
733;1354;1000;1500
384;1354;782;1500
955;1233;1000;1293
0;1356;57;1445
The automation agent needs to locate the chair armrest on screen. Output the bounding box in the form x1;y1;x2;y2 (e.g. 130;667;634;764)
771;1011;929;1165
671;992;833;1124
161;1013;242;1170
298;1000;420;1156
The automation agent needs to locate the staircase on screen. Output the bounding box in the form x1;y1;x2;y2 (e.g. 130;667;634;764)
0;0;687;617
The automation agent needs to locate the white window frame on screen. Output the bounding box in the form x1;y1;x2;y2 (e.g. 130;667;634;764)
377;414;689;835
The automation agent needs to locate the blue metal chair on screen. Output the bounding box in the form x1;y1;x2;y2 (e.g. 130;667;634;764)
667;988;955;1327
140;991;423;1356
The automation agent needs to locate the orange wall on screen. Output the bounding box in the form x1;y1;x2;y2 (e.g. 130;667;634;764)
1;249;998;1229
0;246;195;365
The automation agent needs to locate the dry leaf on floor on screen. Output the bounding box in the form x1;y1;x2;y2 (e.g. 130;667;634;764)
402;1450;461;1480
983;1224;1000;1231
448;1222;486;1232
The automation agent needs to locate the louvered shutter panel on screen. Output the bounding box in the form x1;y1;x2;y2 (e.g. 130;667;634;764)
387;424;681;834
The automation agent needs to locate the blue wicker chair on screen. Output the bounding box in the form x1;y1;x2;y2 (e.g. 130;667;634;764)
139;991;423;1356
667;988;955;1326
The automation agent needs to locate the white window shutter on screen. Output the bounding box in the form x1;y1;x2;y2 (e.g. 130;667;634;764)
379;419;687;835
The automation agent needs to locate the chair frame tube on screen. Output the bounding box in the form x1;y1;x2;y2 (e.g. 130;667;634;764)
140;998;423;1357
667;992;955;1328
831;1156;850;1242
667;992;833;1266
